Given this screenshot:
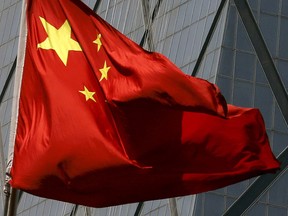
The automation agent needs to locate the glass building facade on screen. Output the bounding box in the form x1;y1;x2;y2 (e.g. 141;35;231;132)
0;0;287;215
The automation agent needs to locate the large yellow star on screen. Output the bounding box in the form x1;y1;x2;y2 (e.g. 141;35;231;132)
93;34;102;51
37;17;82;66
99;61;110;81
79;86;96;102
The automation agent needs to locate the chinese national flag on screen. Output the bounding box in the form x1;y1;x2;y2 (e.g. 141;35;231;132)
9;0;279;207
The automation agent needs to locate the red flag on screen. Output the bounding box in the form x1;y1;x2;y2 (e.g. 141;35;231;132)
9;0;279;207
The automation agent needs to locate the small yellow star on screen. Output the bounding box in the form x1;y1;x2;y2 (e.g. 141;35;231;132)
79;86;96;102
37;17;82;66
99;61;110;81
93;34;102;51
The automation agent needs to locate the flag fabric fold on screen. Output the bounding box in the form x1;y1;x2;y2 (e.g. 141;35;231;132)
9;0;279;207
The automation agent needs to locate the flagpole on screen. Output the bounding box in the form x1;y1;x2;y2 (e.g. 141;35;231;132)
3;183;9;216
3;0;26;215
3;183;19;216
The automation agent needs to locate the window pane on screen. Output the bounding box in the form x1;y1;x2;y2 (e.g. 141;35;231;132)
235;51;255;81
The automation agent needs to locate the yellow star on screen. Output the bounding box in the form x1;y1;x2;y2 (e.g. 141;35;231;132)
93;34;102;51
37;17;82;66
99;61;111;81
79;86;96;102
